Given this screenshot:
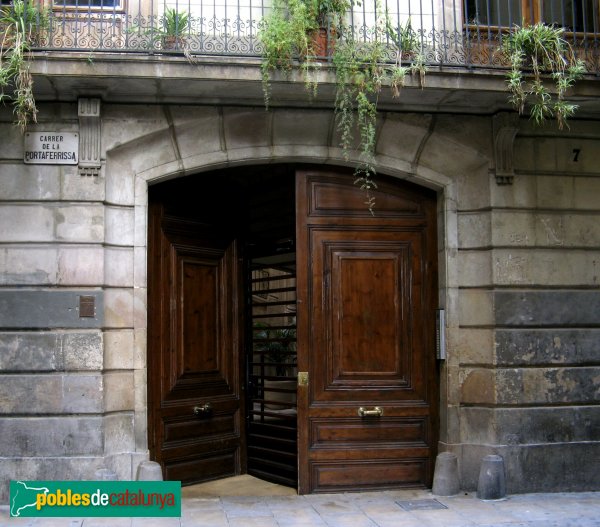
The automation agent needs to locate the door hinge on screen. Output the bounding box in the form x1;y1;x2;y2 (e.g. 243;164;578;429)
298;371;309;387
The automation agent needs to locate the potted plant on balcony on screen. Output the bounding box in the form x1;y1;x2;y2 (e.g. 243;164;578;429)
160;7;191;50
0;0;49;131
502;22;585;129
259;0;351;107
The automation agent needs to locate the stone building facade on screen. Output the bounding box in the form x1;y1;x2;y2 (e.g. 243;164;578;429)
0;30;599;500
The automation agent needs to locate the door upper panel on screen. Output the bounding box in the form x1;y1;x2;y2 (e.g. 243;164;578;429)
312;229;427;403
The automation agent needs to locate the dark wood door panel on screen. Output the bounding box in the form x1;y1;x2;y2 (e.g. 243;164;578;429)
310;229;428;404
297;167;438;494
148;195;244;483
310;417;429;448
310;459;430;492
305;177;425;219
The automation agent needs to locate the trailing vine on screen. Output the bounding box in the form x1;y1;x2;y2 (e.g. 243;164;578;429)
0;0;48;131
260;0;425;213
503;22;585;130
332;12;424;213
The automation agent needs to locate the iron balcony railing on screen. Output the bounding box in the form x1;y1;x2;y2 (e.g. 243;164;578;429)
8;0;600;72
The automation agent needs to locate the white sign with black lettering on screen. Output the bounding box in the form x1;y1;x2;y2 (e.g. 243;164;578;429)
24;132;79;165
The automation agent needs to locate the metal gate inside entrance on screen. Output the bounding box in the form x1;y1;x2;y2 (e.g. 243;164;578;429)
245;200;298;488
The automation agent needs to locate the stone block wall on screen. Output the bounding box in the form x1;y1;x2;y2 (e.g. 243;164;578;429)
0;101;599;501
452;119;600;492
0;105;144;502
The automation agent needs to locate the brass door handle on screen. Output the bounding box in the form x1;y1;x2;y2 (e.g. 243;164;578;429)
193;403;213;417
358;406;383;418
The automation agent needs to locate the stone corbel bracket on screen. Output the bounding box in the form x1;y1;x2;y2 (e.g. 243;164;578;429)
78;98;102;176
493;113;519;186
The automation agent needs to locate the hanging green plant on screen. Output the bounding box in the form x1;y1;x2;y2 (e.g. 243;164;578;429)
259;0;352;108
260;0;426;213
333;13;424;213
0;0;49;131
502;22;585;130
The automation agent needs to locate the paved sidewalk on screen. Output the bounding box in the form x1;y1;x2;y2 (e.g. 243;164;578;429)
2;487;600;527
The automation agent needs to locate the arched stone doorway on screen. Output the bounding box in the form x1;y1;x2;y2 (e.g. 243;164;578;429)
146;163;439;493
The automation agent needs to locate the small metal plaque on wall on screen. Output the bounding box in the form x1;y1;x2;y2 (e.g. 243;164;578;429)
79;295;95;318
24;132;79;165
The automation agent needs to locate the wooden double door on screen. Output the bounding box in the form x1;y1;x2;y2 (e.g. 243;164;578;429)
148;165;439;493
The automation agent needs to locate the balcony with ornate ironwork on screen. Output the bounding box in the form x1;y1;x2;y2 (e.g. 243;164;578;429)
3;0;600;115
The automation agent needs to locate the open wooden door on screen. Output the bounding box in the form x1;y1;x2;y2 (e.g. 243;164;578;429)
296;168;439;493
148;188;245;484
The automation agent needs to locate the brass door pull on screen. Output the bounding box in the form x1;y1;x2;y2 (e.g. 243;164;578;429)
193;403;213;417
358;406;383;418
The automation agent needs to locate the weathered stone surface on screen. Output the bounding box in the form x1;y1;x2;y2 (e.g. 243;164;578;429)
490;174;537;209
492;249;600;286
104;288;134;328
514;136;600;176
102;104;169;153
457;212;491;249
458;290;494;327
62;374;104;413
63;332;103;371
104;247;134;287
460;406;600;445
0;205;55;242
0;291;104;328
104;330;134;370
456;441;600;493
0;247;58;285
432;452;460;496
460;368;495;404
462;366;600;406
106;452;149;482
61;169;106;204
490;210;600;247
0;416;103;456
104;154;136;206
0;333;60;371
376;113;432;163
0;375;62;413
134;246;147;288
453;328;494;366
223;107;271;150
172;107;224;160
105;205;135;247
496;367;600;405
104;372;135;412
0;164;60;200
55;205;104;243
104;412;135;453
457;251;492;287
58;246;104;285
0;332;102;371
136;460;163;481
490;211;535;247
574;177;600;210
495;329;600;366
273;109;332;147
495;291;600;326
0;246;104;287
